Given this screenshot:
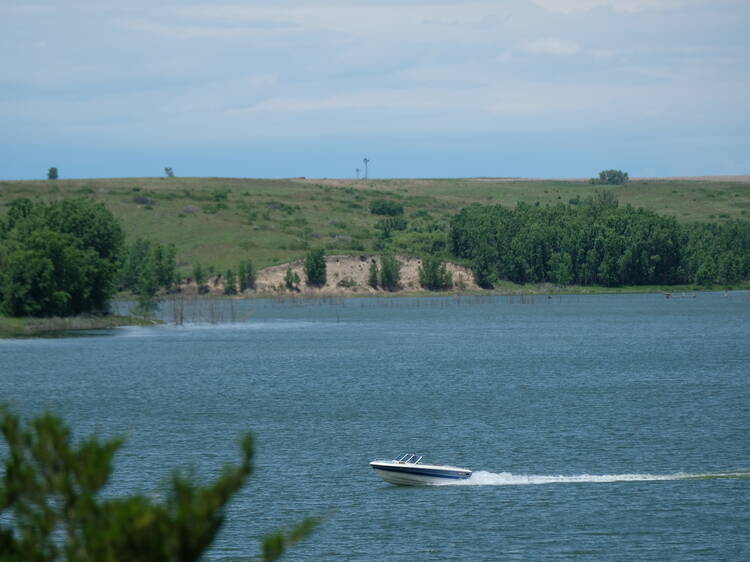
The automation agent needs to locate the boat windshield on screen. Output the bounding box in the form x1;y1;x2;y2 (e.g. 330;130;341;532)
394;453;423;464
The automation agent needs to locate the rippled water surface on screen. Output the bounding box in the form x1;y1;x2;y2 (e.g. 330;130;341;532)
2;293;749;560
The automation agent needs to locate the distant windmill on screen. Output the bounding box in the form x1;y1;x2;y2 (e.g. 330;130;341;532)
355;168;360;179
363;157;370;180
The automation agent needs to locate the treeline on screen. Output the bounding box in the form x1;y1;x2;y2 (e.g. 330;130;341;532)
0;199;124;317
0;198;184;318
450;199;750;287
120;238;177;296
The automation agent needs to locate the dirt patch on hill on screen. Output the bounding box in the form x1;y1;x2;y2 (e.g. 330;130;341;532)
254;255;478;295
189;255;478;296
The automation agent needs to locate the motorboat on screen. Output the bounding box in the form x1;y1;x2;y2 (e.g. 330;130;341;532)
370;453;472;486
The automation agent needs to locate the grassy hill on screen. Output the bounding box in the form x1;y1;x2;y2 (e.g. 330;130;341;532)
1;176;749;274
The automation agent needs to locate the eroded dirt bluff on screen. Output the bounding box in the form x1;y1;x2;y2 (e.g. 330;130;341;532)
206;255;479;295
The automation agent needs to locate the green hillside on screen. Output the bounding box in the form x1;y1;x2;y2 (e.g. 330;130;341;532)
1;176;749;274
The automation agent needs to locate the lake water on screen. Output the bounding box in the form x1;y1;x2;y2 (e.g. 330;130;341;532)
2;293;749;560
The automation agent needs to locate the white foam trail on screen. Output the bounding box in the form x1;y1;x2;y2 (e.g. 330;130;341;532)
443;470;750;486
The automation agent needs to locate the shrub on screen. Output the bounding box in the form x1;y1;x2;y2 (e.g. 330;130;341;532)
380;255;401;291
211;189;231;202
419;256;453;290
285;267;300;290
370;199;404;216
375;216;407;238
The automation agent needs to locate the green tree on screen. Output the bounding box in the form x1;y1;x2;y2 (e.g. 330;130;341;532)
238;259;257;292
191;262;209;294
120;240;177;311
1;199;34;236
285;267;300;291
120;238;151;292
164;167;175;178
224;269;237;295
192;263;205;285
304;248;326;286
547;251;573;285
0;199;124;317
418;256;453;290
591;169;628;185
0;409;319;561
155;243;177;289
368;259;379;289
134;258;159;315
47;167;58;180
379;255;400;291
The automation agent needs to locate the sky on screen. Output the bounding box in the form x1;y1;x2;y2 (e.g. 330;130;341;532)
1;0;748;179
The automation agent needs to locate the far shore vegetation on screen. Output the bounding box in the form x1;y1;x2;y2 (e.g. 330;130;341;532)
1;172;749;335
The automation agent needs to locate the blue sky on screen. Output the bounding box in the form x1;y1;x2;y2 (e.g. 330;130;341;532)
1;0;748;179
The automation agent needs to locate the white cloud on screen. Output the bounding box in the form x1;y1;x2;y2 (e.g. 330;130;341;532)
521;38;582;56
1;0;747;174
120;3;516;45
531;0;687;13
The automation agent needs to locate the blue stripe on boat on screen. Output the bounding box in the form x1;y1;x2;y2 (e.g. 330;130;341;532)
372;465;471;479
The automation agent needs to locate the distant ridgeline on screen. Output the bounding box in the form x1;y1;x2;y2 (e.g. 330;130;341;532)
450;200;750;288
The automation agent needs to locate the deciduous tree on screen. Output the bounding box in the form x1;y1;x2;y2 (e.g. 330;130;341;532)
379;254;400;291
0;199;123;317
304;248;326;286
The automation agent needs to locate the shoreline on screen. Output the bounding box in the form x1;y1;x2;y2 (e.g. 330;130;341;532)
3;283;748;339
0;314;159;339
160;279;750;300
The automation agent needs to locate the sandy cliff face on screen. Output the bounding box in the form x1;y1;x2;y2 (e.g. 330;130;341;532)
252;255;478;295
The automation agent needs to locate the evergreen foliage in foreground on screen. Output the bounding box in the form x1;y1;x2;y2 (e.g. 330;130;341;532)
0;198;124;317
450;201;750;288
0;409;319;561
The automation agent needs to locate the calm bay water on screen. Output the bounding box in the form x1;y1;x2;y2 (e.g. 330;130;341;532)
2;292;749;560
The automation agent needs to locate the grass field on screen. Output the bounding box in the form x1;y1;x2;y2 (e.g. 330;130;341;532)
1;176;749;274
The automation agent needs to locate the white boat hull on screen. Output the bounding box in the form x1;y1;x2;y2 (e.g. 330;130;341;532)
370;460;472;486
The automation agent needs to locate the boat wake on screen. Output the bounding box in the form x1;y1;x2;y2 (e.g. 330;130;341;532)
442;470;750;486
